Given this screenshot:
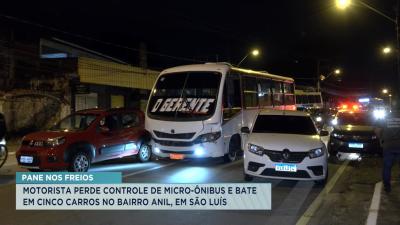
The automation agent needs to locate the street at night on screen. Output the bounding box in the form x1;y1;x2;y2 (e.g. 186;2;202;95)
1;141;399;225
2;0;400;225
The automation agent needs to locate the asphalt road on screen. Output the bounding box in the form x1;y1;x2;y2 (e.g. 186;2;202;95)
0;143;396;225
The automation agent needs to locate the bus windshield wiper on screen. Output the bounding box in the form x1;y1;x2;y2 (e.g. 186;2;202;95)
174;73;194;118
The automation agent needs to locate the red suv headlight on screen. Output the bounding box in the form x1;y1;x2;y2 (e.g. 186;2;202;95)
45;137;66;147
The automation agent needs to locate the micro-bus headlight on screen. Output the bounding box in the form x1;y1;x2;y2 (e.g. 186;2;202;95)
247;144;264;156
309;147;325;159
194;131;221;144
45;137;65;147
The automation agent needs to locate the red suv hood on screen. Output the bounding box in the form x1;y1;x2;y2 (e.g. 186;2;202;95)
24;131;70;141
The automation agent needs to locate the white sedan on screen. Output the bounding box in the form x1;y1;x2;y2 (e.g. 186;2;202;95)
242;110;329;185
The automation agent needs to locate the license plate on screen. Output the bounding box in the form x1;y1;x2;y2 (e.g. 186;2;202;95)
275;163;297;172
20;156;33;164
169;153;184;160
348;143;363;148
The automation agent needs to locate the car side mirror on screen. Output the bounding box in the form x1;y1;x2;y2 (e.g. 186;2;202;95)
241;127;250;134
100;126;110;134
320;130;329;136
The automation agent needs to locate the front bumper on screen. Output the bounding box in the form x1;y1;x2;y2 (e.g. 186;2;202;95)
328;137;381;155
244;150;327;181
16;145;68;170
151;137;225;159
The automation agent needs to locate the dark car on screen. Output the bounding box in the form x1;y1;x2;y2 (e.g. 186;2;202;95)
16;108;151;172
328;111;381;159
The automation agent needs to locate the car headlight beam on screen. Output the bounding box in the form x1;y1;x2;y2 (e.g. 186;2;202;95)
45;136;66;147
332;132;345;139
309;147;325;158
373;109;386;120
248;144;264;156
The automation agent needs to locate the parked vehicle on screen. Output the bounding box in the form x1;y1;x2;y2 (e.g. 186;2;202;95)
328;111;381;161
0;113;7;168
146;63;296;162
295;90;323;110
16;108;151;172
242;110;329;185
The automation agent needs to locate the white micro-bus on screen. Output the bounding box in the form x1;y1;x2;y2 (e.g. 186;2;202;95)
145;63;295;162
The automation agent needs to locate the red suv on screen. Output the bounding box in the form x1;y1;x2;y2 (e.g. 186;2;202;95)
16;108;151;172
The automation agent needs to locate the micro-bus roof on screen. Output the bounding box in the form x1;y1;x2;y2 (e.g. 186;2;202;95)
161;63;231;75
159;63;294;82
231;66;294;82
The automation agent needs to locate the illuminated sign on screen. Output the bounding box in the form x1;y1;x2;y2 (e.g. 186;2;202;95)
151;98;215;114
358;98;370;103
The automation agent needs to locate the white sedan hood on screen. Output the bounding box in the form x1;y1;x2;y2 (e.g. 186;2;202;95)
247;133;324;152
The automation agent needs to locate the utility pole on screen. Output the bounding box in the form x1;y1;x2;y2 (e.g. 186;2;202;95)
316;60;321;92
396;0;400;103
139;42;147;69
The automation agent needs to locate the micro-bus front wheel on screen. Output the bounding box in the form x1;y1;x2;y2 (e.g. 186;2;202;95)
68;151;91;172
223;136;240;163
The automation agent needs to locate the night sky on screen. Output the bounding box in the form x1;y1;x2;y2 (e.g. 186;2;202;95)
1;0;399;96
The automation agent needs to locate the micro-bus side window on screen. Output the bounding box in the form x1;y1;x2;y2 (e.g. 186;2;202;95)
272;81;283;106
223;72;242;121
283;82;295;105
258;78;273;108
302;95;308;104
243;76;258;108
308;95;315;104
295;95;301;104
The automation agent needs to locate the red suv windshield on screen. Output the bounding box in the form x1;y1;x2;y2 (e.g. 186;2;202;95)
50;113;97;131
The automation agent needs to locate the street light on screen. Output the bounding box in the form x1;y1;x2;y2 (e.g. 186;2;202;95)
335;0;400;98
251;49;259;56
382;47;392;55
237;48;260;66
318;68;342;91
382;88;389;94
336;0;352;10
321;68;342;81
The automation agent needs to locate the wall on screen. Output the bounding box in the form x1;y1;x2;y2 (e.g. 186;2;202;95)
1;93;70;135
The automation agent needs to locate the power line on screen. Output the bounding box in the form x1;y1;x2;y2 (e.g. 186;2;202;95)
0;13;206;64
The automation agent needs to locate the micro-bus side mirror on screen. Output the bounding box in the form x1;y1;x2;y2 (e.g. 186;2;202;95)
241;127;250;134
320;130;329;136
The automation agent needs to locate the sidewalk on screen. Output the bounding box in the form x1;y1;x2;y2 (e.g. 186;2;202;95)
378;179;400;225
5;137;21;153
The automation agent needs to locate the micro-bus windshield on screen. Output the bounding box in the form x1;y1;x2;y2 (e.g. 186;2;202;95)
147;71;222;121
